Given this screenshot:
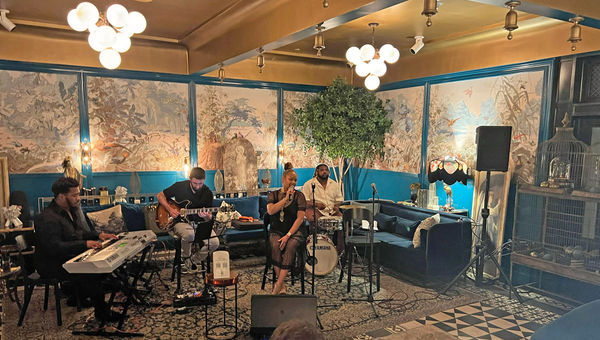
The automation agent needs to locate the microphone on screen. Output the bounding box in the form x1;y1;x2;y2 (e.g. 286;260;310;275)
288;189;293;201
371;183;378;194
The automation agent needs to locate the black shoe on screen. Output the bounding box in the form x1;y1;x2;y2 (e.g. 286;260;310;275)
95;309;122;322
67;296;94;308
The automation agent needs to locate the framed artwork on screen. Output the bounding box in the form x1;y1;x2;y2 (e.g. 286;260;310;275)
471;170;512;278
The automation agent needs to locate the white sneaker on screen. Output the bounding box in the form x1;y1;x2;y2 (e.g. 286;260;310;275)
181;257;197;274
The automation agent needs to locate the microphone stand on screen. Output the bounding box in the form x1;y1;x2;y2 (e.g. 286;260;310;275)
311;183;317;295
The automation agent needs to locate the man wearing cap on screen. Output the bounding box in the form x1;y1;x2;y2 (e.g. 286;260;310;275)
301;163;344;224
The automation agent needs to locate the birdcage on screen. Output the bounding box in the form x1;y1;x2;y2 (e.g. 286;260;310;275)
535;116;589;189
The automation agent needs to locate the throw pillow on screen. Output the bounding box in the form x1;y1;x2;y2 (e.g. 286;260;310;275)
412;213;440;248
119;203;146;231
87;204;126;235
394;217;420;238
143;204;169;236
374;213;396;233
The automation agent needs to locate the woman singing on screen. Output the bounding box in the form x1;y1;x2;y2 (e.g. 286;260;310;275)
267;163;306;294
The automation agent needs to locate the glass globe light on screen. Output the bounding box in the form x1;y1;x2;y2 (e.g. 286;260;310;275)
88;21;99;33
365;75;380;90
370;58;387;77
67;9;87;32
76;2;99;26
379;44;394;60
359;44;375;62
99;48;121;69
107;4;129;28
118;25;135;38
95;25;117;49
88;32;104;52
385;47;400;63
345;46;361;64
127;11;147;34
113;33;131;53
355;61;370;77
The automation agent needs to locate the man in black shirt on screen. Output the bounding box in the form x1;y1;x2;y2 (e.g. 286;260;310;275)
35;177;119;321
157;167;217;273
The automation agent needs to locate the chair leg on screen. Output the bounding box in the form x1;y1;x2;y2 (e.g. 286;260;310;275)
261;258;270;290
54;282;62;326
300;254;305;295
171;237;181;282
17;282;34;326
43;283;50;311
347;245;353;293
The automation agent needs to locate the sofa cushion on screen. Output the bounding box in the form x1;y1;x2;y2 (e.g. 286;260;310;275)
214;196;260;219
259;195;268;219
87;204;126;235
118;203;146;231
374;213;397;233
394;217;420;238
413;214;440;248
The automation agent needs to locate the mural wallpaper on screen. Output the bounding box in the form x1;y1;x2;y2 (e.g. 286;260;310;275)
371;86;424;173
0;70;80;173
196;85;277;171
282;91;327;168
87;77;189;172
428;71;543;183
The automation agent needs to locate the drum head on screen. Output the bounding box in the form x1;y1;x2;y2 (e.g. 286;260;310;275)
305;234;338;276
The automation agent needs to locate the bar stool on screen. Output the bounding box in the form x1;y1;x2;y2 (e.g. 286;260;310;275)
204;272;238;340
338;207;381;293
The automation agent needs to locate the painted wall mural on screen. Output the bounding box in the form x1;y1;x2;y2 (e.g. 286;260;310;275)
196;85;277;170
371;86;424;173
428;71;543;183
87;77;189;172
282;91;327;168
0;70;80;173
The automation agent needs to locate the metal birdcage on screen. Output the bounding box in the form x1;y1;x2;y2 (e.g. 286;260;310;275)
535;115;589;189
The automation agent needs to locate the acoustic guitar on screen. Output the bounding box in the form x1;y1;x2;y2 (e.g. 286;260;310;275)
156;199;221;230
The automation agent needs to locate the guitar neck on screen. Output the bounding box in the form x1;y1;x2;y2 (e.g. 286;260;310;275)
181;207;219;216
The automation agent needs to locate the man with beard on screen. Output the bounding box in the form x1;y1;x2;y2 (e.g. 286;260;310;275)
35;177;119;322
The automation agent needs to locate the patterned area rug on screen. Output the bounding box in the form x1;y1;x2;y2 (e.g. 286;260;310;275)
4;262;482;339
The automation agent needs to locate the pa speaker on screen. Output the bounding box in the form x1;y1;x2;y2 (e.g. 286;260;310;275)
475;126;512;172
250;295;317;336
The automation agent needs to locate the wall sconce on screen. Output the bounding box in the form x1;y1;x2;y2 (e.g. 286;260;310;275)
218;64;225;83
81;139;91;166
504;1;520;40
567;16;583;52
183;156;190;178
323;0;329;8
313;23;325;57
257;47;265;73
421;0;437;27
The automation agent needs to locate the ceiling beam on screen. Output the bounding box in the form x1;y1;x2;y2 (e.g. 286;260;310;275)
187;0;408;75
468;0;600;29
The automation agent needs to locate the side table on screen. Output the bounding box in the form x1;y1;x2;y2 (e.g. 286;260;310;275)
205;272;238;340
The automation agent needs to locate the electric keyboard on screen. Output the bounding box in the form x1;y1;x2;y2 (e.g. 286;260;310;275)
63;230;157;274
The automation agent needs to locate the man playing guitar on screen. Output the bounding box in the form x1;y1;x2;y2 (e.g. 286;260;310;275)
157;167;218;273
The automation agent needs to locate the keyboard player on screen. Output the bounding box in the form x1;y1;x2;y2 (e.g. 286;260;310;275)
34;177;120;322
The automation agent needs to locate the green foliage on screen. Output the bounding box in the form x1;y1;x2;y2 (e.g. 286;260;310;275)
292;77;392;165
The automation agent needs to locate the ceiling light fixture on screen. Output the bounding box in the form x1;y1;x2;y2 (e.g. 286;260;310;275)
218;64;225;83
313;23;325;57
422;0;438;27
345;23;399;91
503;1;520;40
0;9;16;32
257;47;265;73
567;16;583;52
410;36;425;54
67;2;146;69
323;0;329;8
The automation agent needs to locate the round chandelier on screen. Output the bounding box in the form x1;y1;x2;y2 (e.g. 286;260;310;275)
67;2;146;69
345;23;399;91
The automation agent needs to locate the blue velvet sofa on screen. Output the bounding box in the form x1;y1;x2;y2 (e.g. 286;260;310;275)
350;201;472;283
80;195;268;250
531;299;600;340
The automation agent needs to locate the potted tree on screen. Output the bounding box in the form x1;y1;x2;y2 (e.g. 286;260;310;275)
292;77;392;198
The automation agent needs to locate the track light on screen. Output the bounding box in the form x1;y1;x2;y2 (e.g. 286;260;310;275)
257;47;265;73
218;64;225;83
313;23;325;57
323;0;329;8
422;0;437;27
410;36;424;54
504;1;520;40
0;10;16;32
567;16;583;52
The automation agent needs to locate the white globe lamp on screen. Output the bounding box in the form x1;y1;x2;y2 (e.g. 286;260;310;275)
364;75;380;91
99;48;121;69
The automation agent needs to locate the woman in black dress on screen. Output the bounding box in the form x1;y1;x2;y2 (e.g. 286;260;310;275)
267;163;306;294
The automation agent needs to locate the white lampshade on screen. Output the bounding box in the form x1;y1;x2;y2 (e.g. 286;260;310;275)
95;25;117;49
355;61;370;78
113;33;131;53
365;75;380;90
88;21;99;33
345;46;360;64
88;32;104;52
385;47;400;64
359;44;375;62
379;44;394;60
118;24;135;37
67;9;87;32
107;4;129;28
370;58;387;77
127;11;146;34
99;48;121;69
75;2;99;26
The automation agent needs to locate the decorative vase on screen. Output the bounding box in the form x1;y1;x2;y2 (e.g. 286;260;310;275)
261;170;271;189
214;169;224;192
129;171;141;195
